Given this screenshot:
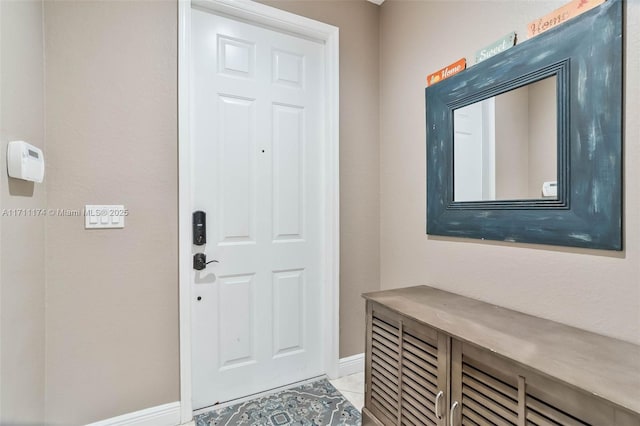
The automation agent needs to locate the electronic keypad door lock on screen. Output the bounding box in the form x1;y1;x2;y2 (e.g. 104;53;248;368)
193;211;206;245
193;253;218;271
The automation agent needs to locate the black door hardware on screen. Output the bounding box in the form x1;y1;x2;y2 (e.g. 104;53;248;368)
193;211;206;245
193;253;218;271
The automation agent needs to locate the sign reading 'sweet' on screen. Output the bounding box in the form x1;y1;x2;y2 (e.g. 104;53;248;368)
475;32;517;64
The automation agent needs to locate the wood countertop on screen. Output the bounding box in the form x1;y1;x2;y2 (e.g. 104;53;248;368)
363;285;640;416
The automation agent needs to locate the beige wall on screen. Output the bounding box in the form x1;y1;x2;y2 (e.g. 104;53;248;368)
0;0;46;423
528;77;558;198
2;0;636;423
494;78;557;199
380;0;640;345
260;0;381;358
494;87;529;199
6;1;377;423
43;1;179;424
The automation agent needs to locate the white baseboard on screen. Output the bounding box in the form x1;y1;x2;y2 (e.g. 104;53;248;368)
86;356;364;426
86;401;181;426
338;353;364;377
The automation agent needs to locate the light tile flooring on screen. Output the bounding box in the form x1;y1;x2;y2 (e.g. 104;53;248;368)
330;372;365;412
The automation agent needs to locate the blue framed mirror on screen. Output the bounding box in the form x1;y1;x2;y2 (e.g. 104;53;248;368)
426;0;622;250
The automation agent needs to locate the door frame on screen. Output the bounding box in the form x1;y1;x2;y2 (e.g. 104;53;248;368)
178;0;340;422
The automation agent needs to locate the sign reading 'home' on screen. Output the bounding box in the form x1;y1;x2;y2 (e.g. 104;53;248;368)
426;58;466;87
528;0;605;38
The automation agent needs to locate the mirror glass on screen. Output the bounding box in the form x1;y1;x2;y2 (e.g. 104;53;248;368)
453;76;557;202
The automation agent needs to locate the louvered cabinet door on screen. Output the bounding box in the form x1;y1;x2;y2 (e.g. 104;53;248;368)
450;341;521;426
450;341;638;426
400;319;449;426
366;303;402;425
523;367;639;426
525;394;591;426
365;302;449;426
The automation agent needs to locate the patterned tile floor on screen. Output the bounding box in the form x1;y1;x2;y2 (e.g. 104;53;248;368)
195;378;362;426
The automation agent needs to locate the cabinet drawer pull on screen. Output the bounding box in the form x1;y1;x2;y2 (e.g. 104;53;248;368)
450;401;459;426
435;390;444;419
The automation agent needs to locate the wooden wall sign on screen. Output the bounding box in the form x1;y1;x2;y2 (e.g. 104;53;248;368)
475;32;517;64
426;58;466;87
426;0;623;250
528;0;605;38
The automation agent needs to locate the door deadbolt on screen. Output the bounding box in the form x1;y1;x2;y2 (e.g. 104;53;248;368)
193;211;207;246
193;253;218;271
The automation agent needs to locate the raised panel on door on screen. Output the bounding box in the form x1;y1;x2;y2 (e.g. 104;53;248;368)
272;49;304;88
272;103;304;241
272;269;305;357
217;95;257;244
217;274;256;369
218;35;255;78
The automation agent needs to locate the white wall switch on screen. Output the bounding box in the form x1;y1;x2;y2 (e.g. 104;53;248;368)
85;205;127;229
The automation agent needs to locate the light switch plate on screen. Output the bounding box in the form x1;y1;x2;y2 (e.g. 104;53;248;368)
85;205;126;229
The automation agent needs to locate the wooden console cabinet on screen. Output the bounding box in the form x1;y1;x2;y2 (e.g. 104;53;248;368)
362;286;640;426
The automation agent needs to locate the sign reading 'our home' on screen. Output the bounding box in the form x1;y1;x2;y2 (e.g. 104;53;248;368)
426;58;466;87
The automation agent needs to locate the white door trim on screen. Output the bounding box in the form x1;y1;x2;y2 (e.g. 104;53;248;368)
178;1;339;422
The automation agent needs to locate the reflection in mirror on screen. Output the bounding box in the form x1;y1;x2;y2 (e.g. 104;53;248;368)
453;76;557;202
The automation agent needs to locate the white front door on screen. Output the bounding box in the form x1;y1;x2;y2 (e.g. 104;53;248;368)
190;8;325;410
453;99;496;201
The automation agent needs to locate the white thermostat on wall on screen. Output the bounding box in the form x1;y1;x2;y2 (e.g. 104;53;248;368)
7;140;45;183
542;181;557;198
